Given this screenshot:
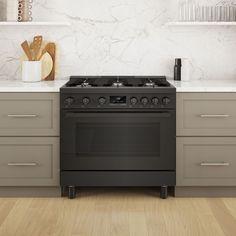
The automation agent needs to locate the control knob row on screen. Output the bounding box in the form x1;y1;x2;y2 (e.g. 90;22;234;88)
83;97;107;105
130;97;171;106
64;96;171;106
64;97;107;106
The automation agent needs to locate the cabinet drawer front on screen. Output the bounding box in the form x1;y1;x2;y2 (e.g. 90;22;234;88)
0;93;59;136
177;93;236;136
0;137;59;186
177;137;236;186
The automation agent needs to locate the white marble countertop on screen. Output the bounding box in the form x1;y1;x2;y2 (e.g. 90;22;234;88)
169;79;236;93
1;79;236;93
0;79;68;92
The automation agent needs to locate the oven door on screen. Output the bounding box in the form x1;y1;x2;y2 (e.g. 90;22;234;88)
61;110;176;171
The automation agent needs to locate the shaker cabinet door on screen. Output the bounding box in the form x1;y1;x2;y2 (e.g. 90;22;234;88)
0;137;59;186
177;137;236;186
0;93;59;136
177;93;236;136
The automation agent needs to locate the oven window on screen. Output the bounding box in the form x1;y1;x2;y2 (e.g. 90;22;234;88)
75;123;160;157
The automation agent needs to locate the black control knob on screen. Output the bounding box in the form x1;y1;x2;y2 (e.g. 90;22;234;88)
141;97;149;106
64;97;74;107
151;97;159;105
82;97;90;105
162;97;171;105
98;97;106;105
130;97;138;105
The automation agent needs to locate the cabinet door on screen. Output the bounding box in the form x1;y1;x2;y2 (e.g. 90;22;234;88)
0;137;59;186
177;137;236;186
177;93;236;136
0;93;59;136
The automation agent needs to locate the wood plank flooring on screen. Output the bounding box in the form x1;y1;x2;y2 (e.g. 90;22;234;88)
0;188;236;236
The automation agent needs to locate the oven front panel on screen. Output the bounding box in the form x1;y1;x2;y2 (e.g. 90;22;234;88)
60;111;176;171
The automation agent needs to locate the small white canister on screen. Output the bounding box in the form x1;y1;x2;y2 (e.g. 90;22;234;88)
22;61;42;83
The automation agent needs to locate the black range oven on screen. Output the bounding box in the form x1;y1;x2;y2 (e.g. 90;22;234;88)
60;76;176;199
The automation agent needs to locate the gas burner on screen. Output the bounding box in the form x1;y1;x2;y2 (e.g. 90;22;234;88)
80;79;91;88
145;82;155;87
80;82;91;88
144;79;155;87
112;79;124;87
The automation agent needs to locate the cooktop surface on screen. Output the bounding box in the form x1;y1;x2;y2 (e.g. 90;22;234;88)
64;76;172;88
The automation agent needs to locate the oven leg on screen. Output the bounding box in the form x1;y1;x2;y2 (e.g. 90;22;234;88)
160;186;168;199
68;186;76;199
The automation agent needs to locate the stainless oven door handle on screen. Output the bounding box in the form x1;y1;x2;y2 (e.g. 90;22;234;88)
65;112;172;118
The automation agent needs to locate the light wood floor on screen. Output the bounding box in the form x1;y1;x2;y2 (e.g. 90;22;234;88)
0;188;236;236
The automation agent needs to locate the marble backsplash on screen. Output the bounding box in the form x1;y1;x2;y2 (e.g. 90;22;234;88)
0;0;236;80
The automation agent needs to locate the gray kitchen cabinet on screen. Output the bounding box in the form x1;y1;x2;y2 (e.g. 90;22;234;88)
177;93;236;136
0;137;59;186
177;137;236;186
176;93;236;195
0;93;59;136
0;93;60;194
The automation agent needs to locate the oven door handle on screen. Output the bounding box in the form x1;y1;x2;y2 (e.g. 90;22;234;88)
65;112;172;118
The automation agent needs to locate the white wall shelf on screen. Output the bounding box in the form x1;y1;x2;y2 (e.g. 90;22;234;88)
166;21;236;26
0;21;70;26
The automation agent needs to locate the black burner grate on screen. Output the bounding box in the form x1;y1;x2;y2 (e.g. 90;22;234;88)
66;76;170;88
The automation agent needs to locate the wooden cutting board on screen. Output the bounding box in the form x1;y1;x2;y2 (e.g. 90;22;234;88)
44;43;56;81
41;52;53;80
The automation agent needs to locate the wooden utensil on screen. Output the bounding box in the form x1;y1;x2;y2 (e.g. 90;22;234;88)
30;42;34;60
44;43;56;81
31;35;43;60
21;40;32;61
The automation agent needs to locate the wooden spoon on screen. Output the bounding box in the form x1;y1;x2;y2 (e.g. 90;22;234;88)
21;40;32;61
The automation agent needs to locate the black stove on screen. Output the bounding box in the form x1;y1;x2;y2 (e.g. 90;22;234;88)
60;76;176;199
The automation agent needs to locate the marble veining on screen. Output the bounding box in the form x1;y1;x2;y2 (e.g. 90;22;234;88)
0;0;236;81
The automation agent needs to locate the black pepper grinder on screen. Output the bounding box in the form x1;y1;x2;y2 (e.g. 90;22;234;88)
174;58;182;81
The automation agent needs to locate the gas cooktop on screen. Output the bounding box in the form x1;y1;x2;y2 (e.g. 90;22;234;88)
60;76;176;109
63;76;173;88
